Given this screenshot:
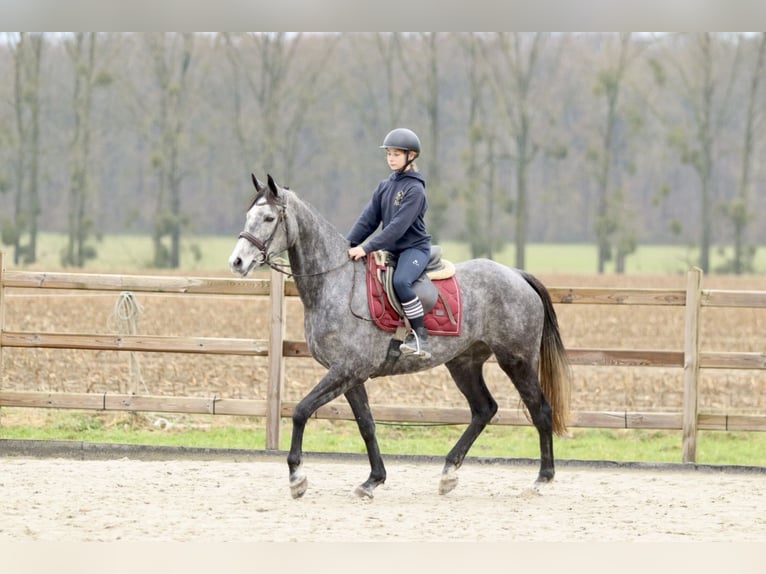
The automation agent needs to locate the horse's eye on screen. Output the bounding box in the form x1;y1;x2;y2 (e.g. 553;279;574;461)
264;215;275;223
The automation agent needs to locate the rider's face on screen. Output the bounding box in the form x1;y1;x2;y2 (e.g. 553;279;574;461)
386;148;411;171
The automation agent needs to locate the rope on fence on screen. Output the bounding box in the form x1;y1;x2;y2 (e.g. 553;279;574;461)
109;291;147;395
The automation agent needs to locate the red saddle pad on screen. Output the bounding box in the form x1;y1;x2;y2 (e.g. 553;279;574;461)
366;254;462;336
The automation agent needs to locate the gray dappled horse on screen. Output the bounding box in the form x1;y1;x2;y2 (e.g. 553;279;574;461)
229;174;572;499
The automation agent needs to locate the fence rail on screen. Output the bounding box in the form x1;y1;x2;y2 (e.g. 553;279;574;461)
2;251;766;463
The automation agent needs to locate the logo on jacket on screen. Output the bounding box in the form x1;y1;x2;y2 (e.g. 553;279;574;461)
394;190;404;206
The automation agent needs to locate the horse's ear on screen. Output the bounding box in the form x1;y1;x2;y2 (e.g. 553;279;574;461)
267;174;280;198
251;173;266;193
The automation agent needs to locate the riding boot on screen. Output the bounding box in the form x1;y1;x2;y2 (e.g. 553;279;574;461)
400;322;431;359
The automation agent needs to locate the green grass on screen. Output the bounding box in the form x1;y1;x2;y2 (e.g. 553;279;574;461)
24;233;239;273
2;411;764;467
439;240;766;275
10;233;766;275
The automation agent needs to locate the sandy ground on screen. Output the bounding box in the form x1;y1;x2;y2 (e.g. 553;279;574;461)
2;452;765;542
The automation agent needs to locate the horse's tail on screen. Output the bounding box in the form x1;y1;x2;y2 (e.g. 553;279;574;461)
520;270;572;436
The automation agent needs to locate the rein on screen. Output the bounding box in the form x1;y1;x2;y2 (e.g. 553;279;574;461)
237;202;351;279
267;256;351;279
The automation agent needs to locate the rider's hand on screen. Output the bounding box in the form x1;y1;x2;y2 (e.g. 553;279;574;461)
348;245;367;260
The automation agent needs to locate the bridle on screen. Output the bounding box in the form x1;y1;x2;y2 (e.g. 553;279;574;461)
237;198;287;270
237;199;350;279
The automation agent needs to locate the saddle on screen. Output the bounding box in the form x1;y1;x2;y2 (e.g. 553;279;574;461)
366;246;462;337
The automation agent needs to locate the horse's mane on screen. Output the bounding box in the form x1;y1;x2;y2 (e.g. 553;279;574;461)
282;187;348;245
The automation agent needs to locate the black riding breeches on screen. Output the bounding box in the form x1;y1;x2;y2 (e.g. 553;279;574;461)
392;247;430;306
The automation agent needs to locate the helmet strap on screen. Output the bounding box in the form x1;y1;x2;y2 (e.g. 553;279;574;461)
398;151;417;173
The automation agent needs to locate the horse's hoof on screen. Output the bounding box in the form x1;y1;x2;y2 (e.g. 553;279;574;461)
438;471;459;495
535;473;554;486
519;483;543;497
353;484;375;499
290;475;308;499
521;475;553;497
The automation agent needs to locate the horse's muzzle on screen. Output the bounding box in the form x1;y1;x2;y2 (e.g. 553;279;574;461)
228;254;246;275
228;245;261;276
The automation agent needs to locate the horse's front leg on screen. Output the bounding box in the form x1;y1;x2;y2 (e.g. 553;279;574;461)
287;367;364;499
345;383;386;498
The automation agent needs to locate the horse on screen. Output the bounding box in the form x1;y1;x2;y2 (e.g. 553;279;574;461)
228;174;572;499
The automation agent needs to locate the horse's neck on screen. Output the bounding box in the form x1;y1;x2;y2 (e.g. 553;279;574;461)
286;193;350;309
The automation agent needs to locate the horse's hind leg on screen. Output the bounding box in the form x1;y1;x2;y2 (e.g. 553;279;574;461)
345;384;386;498
494;350;555;486
440;347;497;495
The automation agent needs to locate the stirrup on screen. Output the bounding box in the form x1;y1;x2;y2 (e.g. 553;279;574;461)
400;330;431;359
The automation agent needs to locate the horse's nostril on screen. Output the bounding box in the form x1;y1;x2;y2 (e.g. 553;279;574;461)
234;257;242;268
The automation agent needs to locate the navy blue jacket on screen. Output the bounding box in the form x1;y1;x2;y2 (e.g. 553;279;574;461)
346;170;431;255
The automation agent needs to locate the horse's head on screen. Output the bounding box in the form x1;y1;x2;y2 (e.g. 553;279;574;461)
228;173;289;276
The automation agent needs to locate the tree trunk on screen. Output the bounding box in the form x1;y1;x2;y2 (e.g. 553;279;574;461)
487;33;545;270
10;33;44;266
732;33;765;274
66;33;98;267
594;33;633;274
697;33;714;275
147;33;194;269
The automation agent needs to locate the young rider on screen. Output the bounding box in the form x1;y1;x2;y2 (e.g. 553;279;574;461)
346;128;432;359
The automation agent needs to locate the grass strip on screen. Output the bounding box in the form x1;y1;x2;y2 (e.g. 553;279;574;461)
1;410;764;467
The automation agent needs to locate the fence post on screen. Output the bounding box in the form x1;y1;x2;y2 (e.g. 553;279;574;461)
266;267;286;450
682;267;702;463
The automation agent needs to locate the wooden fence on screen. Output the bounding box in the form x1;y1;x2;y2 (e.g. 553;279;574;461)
1;250;766;463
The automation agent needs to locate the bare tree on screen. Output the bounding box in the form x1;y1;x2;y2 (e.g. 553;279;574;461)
459;33;503;259
341;32;407;136
483;33;548;269
145;32;194;268
396;33;447;241
63;32;112;267
376;32;409;128
589;33;642;273
661;33;741;273
724;32;766;274
221;32;338;183
6;32;44;265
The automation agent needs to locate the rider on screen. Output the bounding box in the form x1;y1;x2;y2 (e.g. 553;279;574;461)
347;128;432;359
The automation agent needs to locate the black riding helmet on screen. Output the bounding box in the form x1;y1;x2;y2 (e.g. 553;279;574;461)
380;128;421;172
